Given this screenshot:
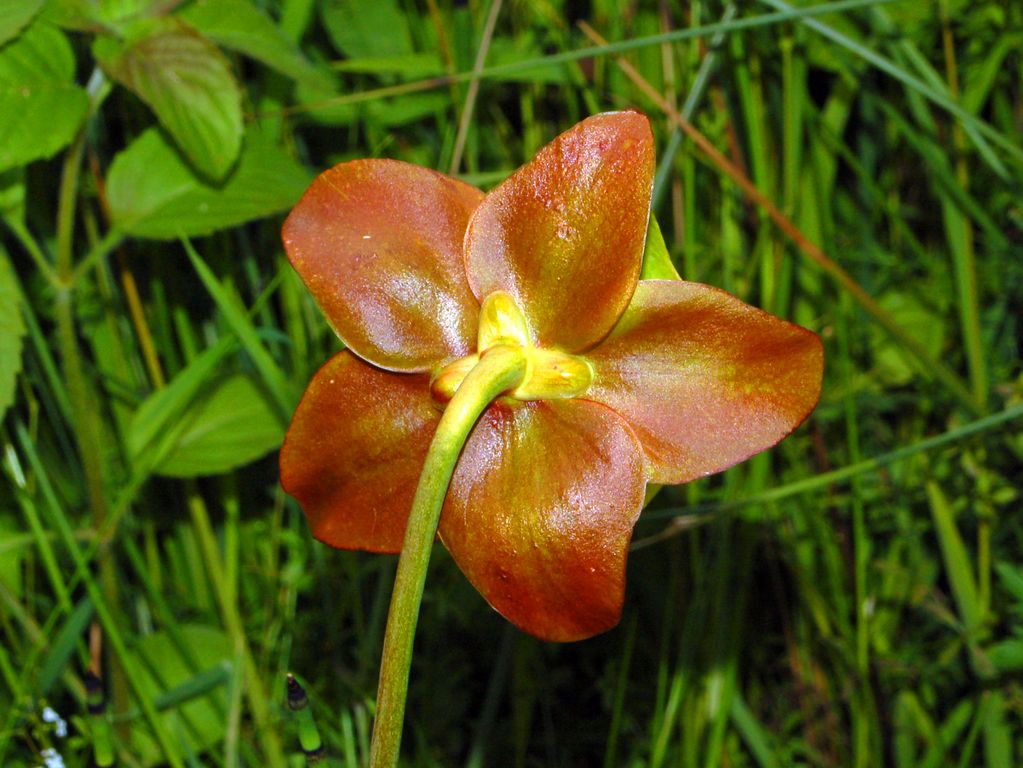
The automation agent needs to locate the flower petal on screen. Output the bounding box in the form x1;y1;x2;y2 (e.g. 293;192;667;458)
586;280;824;484
283;159;484;372
439;399;646;641
280;351;439;553
465;112;654;352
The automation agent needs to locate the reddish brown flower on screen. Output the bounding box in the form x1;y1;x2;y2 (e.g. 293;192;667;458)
280;112;823;641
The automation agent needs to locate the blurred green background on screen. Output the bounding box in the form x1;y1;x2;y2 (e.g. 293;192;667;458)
1;0;1022;765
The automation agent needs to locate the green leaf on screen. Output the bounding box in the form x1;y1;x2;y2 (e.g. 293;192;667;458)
0;168;25;223
729;694;780;768
926;481;982;634
144;374;284;478
995;561;1023;608
983;691;1012;768
38;597;94;694
39;0;104;31
918;699;973;768
127;336;237;467
106;127;310;239
369;91;447;127
0;0;44;46
153;374;284;478
0;246;25;421
641;215;681;281
333;53;443;78
96;0;159;24
128;624;233;766
47;0;161;29
871;291;947;387
292;78;357;126
182;239;294;419
637;216;679;509
488;35;572;85
893;689;938;767
94;17;243;180
0;514;24;597
962;34;1023;115
321;0;412;59
177;0;331;89
0;19;88;172
987;637;1023;673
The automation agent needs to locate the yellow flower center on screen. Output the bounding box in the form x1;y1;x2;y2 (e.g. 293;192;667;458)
430;292;593;406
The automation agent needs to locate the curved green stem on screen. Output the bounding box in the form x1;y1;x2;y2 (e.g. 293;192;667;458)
369;345;527;767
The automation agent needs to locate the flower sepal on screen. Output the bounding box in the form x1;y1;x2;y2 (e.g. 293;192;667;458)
431;291;595;407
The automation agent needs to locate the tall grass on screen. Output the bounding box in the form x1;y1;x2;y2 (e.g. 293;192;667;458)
2;0;1021;766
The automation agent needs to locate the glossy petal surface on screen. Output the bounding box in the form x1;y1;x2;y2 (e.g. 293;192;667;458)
283;159;483;371
439;399;646;641
280;351;439;552
586;280;824;484
465;112;654;352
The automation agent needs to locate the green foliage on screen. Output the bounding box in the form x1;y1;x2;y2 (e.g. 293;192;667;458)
94;17;243;180
0;0;44;46
133;373;284;478
179;0;330;89
0;246;24;420
127;336;240;470
106;127;310;239
321;0;413;59
640;215;681;281
1;0;1022;766
0;18;88;172
127;624;233;765
0;169;25;222
871;291;947;387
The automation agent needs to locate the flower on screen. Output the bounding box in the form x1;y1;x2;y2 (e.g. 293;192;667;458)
41;706;67;738
39;747;66;768
280;112;823;642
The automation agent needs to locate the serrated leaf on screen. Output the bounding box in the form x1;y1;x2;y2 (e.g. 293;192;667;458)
48;0;161;28
46;0;159;29
94;17;242;180
0;19;88;172
0;246;25;421
321;0;411;59
147;374;284;478
39;0;103;31
0;0;44;46
177;0;331;89
106;127;310;239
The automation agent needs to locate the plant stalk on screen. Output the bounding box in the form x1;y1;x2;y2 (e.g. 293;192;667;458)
53;128;129;725
369;345;527;767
